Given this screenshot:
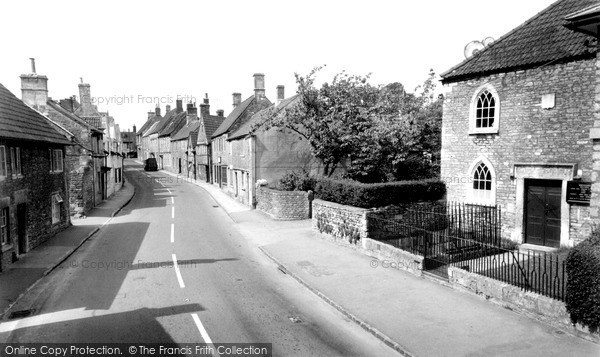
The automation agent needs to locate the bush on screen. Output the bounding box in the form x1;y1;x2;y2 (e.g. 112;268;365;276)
273;169;316;191
314;177;445;208
565;227;600;333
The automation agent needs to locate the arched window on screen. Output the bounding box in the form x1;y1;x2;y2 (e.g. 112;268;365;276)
468;158;496;205
470;85;499;134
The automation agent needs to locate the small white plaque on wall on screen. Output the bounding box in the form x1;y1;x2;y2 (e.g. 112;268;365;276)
541;93;555;109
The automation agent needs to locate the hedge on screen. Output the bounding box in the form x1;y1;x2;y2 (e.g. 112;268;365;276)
565;228;600;333
314;177;446;208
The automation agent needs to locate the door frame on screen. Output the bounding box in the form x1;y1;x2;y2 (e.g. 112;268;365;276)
512;163;575;246
523;179;562;247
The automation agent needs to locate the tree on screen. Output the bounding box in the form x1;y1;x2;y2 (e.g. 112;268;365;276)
253;67;442;182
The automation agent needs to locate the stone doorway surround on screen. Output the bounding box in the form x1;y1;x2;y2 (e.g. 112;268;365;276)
512;163;577;247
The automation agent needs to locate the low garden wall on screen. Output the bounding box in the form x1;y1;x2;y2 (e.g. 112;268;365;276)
312;199;369;245
448;266;599;342
256;187;312;220
362;238;423;276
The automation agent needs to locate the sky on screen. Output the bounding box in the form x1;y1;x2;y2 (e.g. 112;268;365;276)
1;0;557;133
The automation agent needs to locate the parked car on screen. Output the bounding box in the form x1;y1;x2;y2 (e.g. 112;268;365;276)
144;158;158;171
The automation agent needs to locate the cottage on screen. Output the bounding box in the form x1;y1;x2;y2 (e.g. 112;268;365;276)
440;0;600;248
0;82;72;271
21;61;105;216
194;99;225;182
210;74;272;194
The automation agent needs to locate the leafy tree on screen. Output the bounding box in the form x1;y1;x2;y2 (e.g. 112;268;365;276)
253;67;442;182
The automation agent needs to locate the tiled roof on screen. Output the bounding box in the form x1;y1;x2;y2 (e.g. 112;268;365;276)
0;83;71;145
211;96;255;138
137;116;158;136
228;95;300;140
47;100;102;133
441;0;598;83
196;114;225;145
171;120;200;141
158;111;187;137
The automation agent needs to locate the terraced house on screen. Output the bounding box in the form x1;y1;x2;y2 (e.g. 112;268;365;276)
440;0;600;248
0;82;71;271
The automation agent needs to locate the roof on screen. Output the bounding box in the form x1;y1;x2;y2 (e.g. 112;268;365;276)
228;95;300;140
47;100;102;134
137;114;160;136
564;2;600;36
0;83;71;145
158;111;187;137
171;120;200;141
441;0;598;83
211;96;255;138
196;114;225;145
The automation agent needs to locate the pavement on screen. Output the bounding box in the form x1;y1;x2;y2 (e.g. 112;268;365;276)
2;162;599;356
0;179;135;319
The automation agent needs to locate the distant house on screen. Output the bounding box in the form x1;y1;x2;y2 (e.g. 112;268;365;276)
120;126;137;157
137;108;162;161
171;103;200;177
20;62;105;217
440;0;600;247
211;74;272;194
194;99;225;182
100;113;124;198
227;86;328;206
0;81;72;271
158;101;187;171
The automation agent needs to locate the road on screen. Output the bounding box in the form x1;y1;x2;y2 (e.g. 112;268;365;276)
0;161;397;356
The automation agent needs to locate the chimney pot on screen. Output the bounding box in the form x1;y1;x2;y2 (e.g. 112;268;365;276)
30;58;36;74
277;85;285;104
176;99;183;113
155;106;161;116
166;104;171;113
216;109;224;117
133;125;137;133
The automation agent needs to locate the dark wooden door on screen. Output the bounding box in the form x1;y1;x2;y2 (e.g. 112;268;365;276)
17;203;27;255
525;179;561;247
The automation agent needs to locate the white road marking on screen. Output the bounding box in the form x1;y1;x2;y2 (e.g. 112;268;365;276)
172;254;185;288
192;313;214;345
172;206;175;219
170;223;175;243
171;196;174;204
167;188;172;194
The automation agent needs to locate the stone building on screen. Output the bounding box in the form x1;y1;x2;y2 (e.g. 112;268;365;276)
440;0;600;248
227;86;328;206
137;108;162;161
158;101;186;172
0;82;71;271
20;61;105;217
120;126;136;157
211;74;272;193
100;113;124;198
194;99;225;182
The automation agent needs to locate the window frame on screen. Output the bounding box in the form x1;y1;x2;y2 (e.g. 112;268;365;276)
469;84;500;135
49;149;64;173
1;207;9;245
10;147;22;177
467;156;497;206
0;146;7;178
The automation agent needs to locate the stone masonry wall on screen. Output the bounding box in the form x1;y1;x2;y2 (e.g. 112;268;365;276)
441;59;596;244
312;199;368;246
256;187;311;220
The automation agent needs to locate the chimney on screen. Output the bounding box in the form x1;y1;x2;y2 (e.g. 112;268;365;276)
77;80;95;116
216;109;224;117
253;73;265;100
232;92;242;108
20;58;49;113
186;102;197;124
166;104;171;113
155;105;161;116
59;97;75;112
200;93;210;118
148;111;155;120
133;125;137;133
176;99;183;113
277;85;285;105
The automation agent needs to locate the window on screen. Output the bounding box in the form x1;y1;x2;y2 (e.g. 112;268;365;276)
10;147;22;176
49;149;63;172
0;146;6;177
1;207;9;245
470;85;499;134
52;193;63;224
469;160;496;205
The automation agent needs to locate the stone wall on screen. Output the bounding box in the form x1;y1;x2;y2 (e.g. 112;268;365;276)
448;266;599;342
441;59;596;245
312;199;369;246
0;142;70;272
256;187;311;220
362;238;423;276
